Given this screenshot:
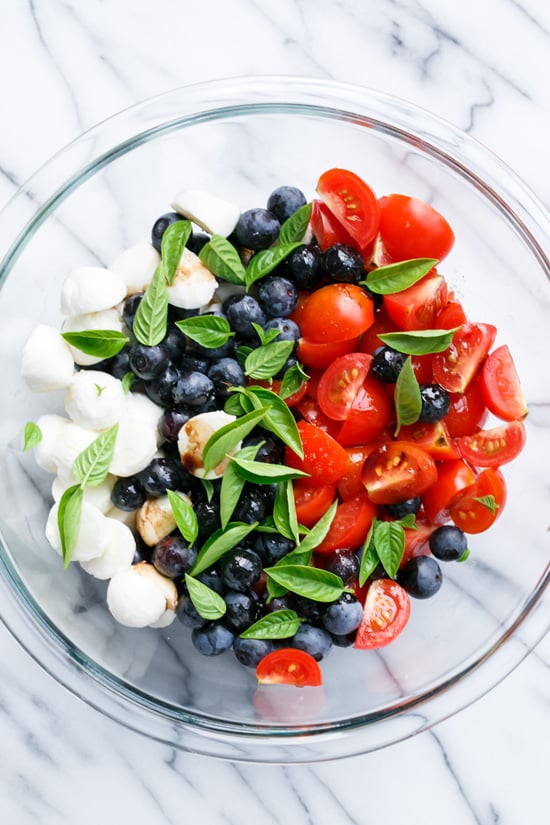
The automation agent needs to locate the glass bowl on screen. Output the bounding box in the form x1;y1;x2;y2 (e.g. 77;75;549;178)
0;77;548;763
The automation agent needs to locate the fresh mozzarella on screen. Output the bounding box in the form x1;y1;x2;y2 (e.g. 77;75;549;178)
52;473;115;513
106;562;177;628
136;492;191;546
171;189;240;237
21;325;75;392
34;414;71;473
166;248;217;309
65;371;126;431
62;308;125;366
109;242;161;296
45;500;109;562
125;392;164;447
51;421;96;477
80;518;136;579
177;410;238;479
105;504;137;531
60;266;127;316
109;410;158;476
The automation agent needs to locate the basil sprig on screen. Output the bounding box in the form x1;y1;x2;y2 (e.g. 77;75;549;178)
23;421;42;451
199;235;246;285
191;522;258;576
473;494;499;514
61;329;130;359
57;485;84;570
132;264;169;346
202;408;266;474
232;386;303;457
358;517;416;586
240;609;302;640
251;322;282;347
265;564;346;603
378;327;460;356
244;340;295;380
273;480;300;543
219;443;261;529
121;372;135;393
184;573;226;620
363;258;437;295
176;315;234;349
296;501;338;556
162;220;192;284
166;489;199;545
245;243;301;289
279;203;313;245
279;364;309;400
394;356;422;435
228;455;309;483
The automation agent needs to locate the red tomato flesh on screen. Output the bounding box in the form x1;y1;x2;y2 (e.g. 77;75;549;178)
298;336;360;369
480;345;528;422
317;169;380;249
432;322;496;394
317;353;373;420
456;421;526;468
436;300;468;329
384;274;449;331
362;441;437;505
421;459;476;525
296;397;341;438
379;193;455;262
286;421;349;485
445;379;489;438
398;420;459;461
300;283;375;344
256;649;322;687
310;198;357;251
293;481;336;528
449;468;507;534
354;579;411;649
314;494;377;555
337;379;393;446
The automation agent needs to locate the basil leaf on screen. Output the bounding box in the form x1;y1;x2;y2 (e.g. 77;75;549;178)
457;548;471;562
242;386;304;457
279;203;312;245
473;494;499;514
176;315;234;349
244;340;295;380
57;484;83;569
394;356;422;435
273;480;300;543
296;501;338;556
378;327;460;356
373;520;405;579
359;517;379;586
202;407;266;474
399;513;417;530
23;421;42;451
219;443;261;529
72;424;119;488
224;392;248;416
132;264;168;346
265;536;309;601
245;243;301;289
251;322;281;346
121;372;135;393
235;344;253;365
162;220;192;284
184;573;226;620
363;258;437;295
279;364;309;401
240;609;302;640
201;479;215;503
229;455;309;483
191;521;258;576
61;329;129;359
166;490;199;545
199;235;246;285
264;564;346;603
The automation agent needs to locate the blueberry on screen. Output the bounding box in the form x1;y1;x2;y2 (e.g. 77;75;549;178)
107;346;132;380
158;404;192;442
168;304;198;324
284;244;322;291
275;355;299;380
321;244;365;284
197;569;225;595
220;547;263;591
187;231;210;255
241;431;283;464
258;275;298;318
151;211;184;253
177;595;209;629
321;593;363;635
223;590;261;632
233;484;269;524
330;630;357;647
264;317;301;342
233;637;275;668
293;596;323;625
253;532;295;565
192;623;234;656
180;354;210;374
291;623;333;662
266;186;306;223
429;525;468;561
398;556;443;599
162;324;185;359
264;594;295;613
385;497;422;519
186;333;236;362
208;358;246;400
325;550;359;584
111;475;146;511
226;295;267;337
234;208;280;251
419;384;451;423
195;498;221;540
152;536;197;578
172;371;214;406
140;457;183;497
122;293;143;331
144;363;182;406
371;346;407;383
129;343;169;380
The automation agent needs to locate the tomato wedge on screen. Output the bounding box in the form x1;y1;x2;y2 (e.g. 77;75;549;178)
317;353;373;420
432;322;497;394
337;379;393;446
445;379;489;438
480;345;528;421
421;459;476;524
310;198;357;251
293;480;336;528
362;441;437;505
456;421;526;468
298;336;360;370
286;421;349;485
399;420;459;461
449;468;507;534
314;493;377;555
317;169;380;249
299;283;374;344
337;444;383;500
357;306;399;354
400;522;434;567
354;579;411;649
296;397;341;438
384;274;448;331
378;194;455;262
436;300;468;329
256;649;322;687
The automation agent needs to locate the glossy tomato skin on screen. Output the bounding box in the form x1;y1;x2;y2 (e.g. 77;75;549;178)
317;169;380;249
314;493;376;555
400;521;435;568
421;459;476;524
337;444;384;500
357;306;399;354
300;283;375;344
445;379;489;438
449;468;507;534
256;648;322;686
362;441;437;505
378;194;455;262
384;274;449;331
337;378;393;446
286;421;349;485
317;353;373;420
354;579;411;649
432;322;496;394
294;480;336;528
399;420;459;461
480;345;528;422
456;421;526;468
436;300;468;329
297;336;360;369
310;198;356;251
296;397;341;438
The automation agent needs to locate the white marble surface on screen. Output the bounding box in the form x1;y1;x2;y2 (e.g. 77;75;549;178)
1;1;549;823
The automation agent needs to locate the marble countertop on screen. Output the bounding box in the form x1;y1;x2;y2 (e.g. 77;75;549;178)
1;1;549;823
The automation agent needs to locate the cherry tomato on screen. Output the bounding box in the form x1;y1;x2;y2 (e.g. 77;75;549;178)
317;169;380;249
288;290;311;326
384;274;449;331
378;194;455;262
480;345;528;422
293;480;336;528
337;378;393;446
286;421;349;485
436;300;468;329
310;198;357;251
296;397;341;438
421;459;476;524
445;379;489;438
449;468;507;534
300;283;375;344
305;368;323;399
317;353;373;420
361;441;437;505
297;336;360;369
337;444;383;500
314;493;376;555
400;522;435;567
357;306;399;354
432;322;497;394
399;420;459;461
456;421;526;468
354;579;411;649
256;648;322;687
411;354;434;384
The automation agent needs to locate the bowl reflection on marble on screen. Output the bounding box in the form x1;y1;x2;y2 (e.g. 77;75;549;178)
0;77;548;763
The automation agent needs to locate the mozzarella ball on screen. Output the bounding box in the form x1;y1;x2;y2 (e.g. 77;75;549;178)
60;266;127;316
33;414;71;473
45;500;109;563
106;562;177;628
62;308;125;366
65;371;126;431
80;518;136;579
166;248;217;309
109;242;161;296
171;189;240;237
136;492;191;546
52;473;115;513
105;504;137;531
51;421;96;477
21;325;75;392
125;392;164;447
109;411;158;476
177;410;238;479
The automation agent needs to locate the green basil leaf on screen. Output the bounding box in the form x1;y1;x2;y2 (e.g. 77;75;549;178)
265;537;309;600
359;517;379;586
219;443;261;529
166;490;199;545
57;484;83;569
242;386;304;458
184;573;226;620
240;609;302;640
201;479;215;503
61;329;129;359
472;494;499;514
229;455;309;483
72;424;119;488
244;340;296;380
272;480;300;543
279;364;309;401
378;327;460;356
457;548;471;562
176;315;234;349
264;564;346;603
202;407;266;474
399;513;418;530
235;344;253;365
191;521;258;576
23;421;42;451
199;235;246;285
132;264;168;346
296;501;338;556
251;322;282;346
363;258;437;295
224;392;248;416
245;243;301;289
373;520;405;579
394;356;422;436
121;372;135;393
279;203;313;245
162;220;192;284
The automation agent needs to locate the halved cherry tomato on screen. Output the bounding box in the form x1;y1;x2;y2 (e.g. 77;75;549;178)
445;379;489;438
411;354;434;384
256;649;322;687
421;459;476;524
305;368;323;399
317;353;373;420
436;300;468;329
432;322;497;394
354;579;411;649
310;198;357;251
384;274;448;331
449;468;507;534
286;421;349;485
314;493;376;555
288;290;311;325
337;378;393;446
300;283;374;344
399;420;459;461
293;480;336;527
480;345;528;422
362;441;437;505
456;421;526;468
296;397;341;438
317;169;380;249
337;444;383;500
400;522;434;567
297;336;360;369
378;194;455;262
357;306;399;354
